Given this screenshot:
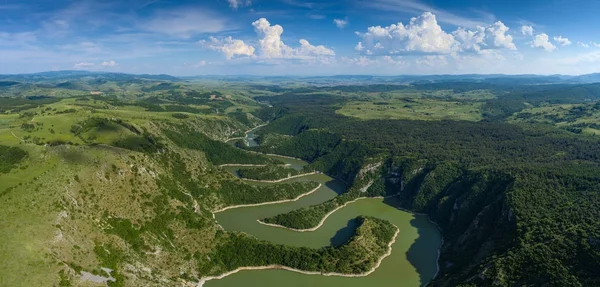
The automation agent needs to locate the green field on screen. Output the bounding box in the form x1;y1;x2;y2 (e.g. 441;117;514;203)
337;98;484;121
510;102;600;135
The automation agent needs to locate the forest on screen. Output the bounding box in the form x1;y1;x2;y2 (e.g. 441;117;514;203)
236;164;302;181
2;73;600;287
0;145;27;174
247;91;600;286
199;216;397;276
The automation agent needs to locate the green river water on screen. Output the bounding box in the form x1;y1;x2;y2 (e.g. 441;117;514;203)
210;129;442;286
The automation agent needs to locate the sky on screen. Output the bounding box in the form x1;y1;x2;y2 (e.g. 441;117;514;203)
2;0;600;76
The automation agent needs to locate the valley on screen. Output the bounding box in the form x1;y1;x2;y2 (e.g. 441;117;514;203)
0;72;599;287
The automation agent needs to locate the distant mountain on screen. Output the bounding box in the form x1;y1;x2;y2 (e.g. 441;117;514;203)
0;70;180;83
4;71;600;86
184;73;600;86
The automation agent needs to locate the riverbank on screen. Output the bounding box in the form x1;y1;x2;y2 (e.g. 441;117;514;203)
237;171;318;183
257;195;400;232
211;121;442;286
197;226;400;287
218;163;267;167
212;183;322;213
225;124;268;143
395;206;444;278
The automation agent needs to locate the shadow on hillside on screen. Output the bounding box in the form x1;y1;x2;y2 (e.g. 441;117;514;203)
406;216;441;287
329;217;359;247
324;179;347;195
381;195;440;287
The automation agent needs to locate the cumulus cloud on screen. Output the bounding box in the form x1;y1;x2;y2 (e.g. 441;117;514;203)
333;18;348;29
228;0;251;9
521;25;534;36
72;62;94;69
200;18;334;60
529;33;556;52
553;36;572;46
199;36;255;59
355;12;516;56
592;42;600;48
355;42;364;51
252;18;334;59
578;41;590;48
355;12;457;55
485;22;517;50
101;60;117;67
453;21;516;54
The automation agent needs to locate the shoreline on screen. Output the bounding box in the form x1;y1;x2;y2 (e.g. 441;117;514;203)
256;195;395;232
237;171;318;183
395;206;444;278
197;226;400;287
212;183;322;213
225;124;268;143
216;122;443;282
218;163;267;167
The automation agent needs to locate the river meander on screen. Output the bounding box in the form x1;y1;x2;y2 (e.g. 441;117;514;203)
210;128;442;286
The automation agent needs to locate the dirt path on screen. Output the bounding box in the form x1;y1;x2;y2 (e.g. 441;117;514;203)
212;183;322;213
11;130;23;142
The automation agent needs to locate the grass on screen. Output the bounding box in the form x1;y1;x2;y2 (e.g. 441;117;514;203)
336;98;484;121
0;146;67;286
0;91;270;286
510;102;600;136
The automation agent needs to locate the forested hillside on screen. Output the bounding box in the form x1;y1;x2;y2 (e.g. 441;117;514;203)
1;73;600;287
247;92;600;286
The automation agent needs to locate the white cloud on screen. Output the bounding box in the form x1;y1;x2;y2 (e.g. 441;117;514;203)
252;18;334;59
200;18;334;60
144;9;228;38
359;0;489;28
356;13;516;56
529;33;556;52
521;25;533;36
72;62;94;69
553;36;572;46
354;42;364;52
192;60;208;68
340;56;379;66
355;12;457;55
416;55;448;67
333;18;348;29
552;50;600;66
228;0;251;9
381;55;406;66
578;41;590;48
453;21;516;53
101;60;117;67
592;42;600;48
485;22;517;50
199;36;255;59
296;39;335;57
252;18;290;58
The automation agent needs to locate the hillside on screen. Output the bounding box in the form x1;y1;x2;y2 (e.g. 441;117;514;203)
1;74;599;286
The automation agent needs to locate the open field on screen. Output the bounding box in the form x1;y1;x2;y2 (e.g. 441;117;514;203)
510;102;600;135
336;98;484;121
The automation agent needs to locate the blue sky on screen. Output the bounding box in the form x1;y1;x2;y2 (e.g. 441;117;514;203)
2;0;600;75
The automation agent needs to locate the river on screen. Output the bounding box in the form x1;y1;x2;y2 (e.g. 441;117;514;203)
211;127;442;286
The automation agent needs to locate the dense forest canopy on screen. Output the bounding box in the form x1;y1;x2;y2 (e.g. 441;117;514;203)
247;89;600;286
